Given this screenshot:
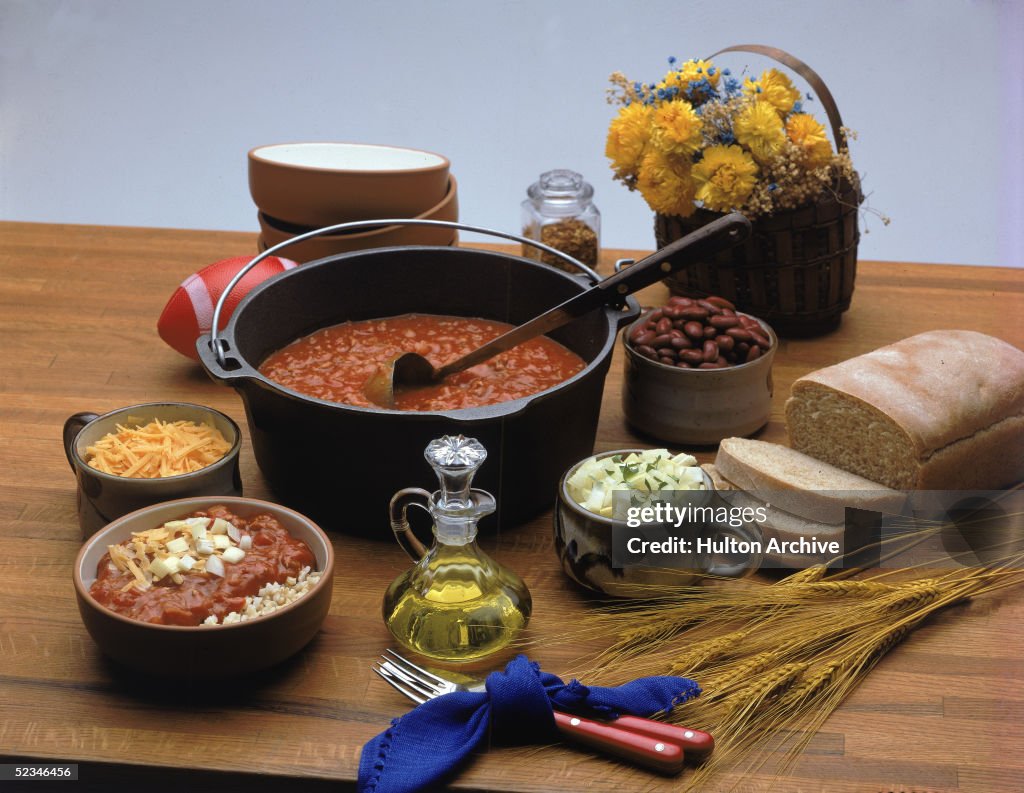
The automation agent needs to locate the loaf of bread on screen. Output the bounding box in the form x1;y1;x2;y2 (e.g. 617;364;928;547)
785;331;1024;489
713;438;903;524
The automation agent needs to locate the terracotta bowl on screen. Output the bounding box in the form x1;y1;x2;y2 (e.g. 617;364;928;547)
256;175;459;262
73;496;334;678
621;312;777;445
249;141;450;227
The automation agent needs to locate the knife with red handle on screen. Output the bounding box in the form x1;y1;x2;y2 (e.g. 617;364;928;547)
610;714;715;760
552;711;685;775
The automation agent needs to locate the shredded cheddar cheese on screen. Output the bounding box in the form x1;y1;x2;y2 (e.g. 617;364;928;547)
85;419;231;478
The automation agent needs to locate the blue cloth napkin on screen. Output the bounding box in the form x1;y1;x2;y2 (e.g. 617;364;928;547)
358;654;700;793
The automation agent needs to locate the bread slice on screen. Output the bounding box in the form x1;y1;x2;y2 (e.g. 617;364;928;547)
714;437;904;524
707;462;846;566
785;331;1024;489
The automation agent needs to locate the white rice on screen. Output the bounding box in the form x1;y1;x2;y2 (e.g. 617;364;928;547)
202;566;322;626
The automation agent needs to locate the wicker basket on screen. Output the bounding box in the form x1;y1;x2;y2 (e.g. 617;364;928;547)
656;45;863;337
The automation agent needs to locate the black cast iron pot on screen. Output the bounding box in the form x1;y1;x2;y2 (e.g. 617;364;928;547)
198;244;638;535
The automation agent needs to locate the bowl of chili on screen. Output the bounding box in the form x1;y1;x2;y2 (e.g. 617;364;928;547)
73;496;334;678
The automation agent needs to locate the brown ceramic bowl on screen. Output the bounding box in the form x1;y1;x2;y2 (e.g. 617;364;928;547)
256;175;459;262
73;496;334;678
63;402;244;538
621;311;778;445
249;141;450;227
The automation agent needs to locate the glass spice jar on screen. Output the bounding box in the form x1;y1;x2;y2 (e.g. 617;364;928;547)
521;169;600;270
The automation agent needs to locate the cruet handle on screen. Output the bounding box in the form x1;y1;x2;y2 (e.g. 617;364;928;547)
389;488;433;561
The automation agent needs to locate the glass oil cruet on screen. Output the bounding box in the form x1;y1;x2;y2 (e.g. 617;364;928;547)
382;435;532;661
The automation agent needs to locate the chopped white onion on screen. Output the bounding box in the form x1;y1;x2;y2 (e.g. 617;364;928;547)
221;546;245;564
227;524;241;543
205;554;225;577
239;534;252;550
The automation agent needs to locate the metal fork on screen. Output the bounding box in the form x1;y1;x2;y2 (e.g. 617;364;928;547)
374;650;714;774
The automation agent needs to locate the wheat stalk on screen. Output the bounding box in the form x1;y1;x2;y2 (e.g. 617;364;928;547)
551;539;1024;792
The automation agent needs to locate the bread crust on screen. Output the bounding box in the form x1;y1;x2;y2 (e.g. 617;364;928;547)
789;330;1024;458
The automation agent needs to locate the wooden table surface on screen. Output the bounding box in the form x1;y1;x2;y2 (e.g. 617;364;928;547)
1;221;1022;793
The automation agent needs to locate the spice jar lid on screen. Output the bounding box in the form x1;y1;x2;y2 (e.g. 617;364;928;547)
527;169;594;208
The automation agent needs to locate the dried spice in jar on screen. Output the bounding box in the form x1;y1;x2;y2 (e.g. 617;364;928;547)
521;170;600;270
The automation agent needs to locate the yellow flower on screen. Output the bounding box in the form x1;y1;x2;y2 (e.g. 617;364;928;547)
652;100;703;156
659;59;720;103
733;100;786;164
786;113;833;169
743;68;801;115
605;102;654;179
692;145;758;212
636;148;696;217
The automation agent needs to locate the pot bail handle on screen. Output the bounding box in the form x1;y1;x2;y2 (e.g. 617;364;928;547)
709;44;846;149
207;220;600;369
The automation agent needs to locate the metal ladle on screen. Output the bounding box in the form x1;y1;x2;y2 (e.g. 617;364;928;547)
363;212;751;408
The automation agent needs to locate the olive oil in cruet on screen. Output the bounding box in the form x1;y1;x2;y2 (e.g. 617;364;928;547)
382;435;532;661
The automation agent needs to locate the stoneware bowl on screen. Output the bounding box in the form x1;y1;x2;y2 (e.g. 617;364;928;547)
249;141;450;227
63;402;243;538
73;496;334;678
621;312;778;445
256;175;459;263
553;450;762;597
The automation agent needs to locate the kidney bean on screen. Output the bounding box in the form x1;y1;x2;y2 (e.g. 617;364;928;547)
659;355;676;366
655;317;672;335
629;324;648;342
683;321;705;340
705;296;735;310
697;299;723;315
739;315;760;329
652;334;673;348
703;325;718;339
636;344;658;359
746;344;762;362
709;315;740;330
698;361;728;369
676;360;692;368
703;339;719;362
749;331;771;349
735;342;750;357
725;327;753;342
668;296;695;306
720;307;736;317
716;334;735;352
635;330;657;346
662;305;684;319
669;328;684;339
681;349;705;365
670;335;693;349
649;309;664;322
679;306;710;321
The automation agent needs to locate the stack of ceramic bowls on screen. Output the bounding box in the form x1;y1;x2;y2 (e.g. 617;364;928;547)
248;142;457;262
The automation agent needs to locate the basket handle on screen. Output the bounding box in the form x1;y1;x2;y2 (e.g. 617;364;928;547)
709;44;846;149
